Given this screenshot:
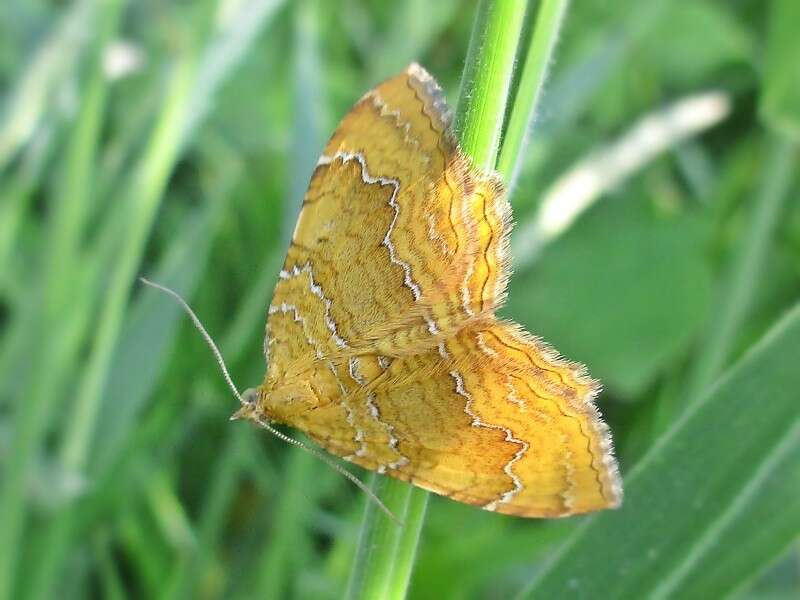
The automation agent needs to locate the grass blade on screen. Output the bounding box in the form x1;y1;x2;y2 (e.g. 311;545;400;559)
519;302;800;598
23;54;196;600
0;2;121;595
496;0;569;185
0;0;92;170
455;0;528;169
346;476;418;600
347;1;566;597
759;0;800;140
385;488;429;600
183;0;287;147
685;137;796;401
62;52;196;493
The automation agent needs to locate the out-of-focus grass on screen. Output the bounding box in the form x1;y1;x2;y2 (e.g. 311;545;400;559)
0;1;798;599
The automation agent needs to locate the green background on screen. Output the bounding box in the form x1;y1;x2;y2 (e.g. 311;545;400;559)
1;0;798;598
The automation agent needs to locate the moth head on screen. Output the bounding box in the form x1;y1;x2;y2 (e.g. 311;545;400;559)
256;380;321;424
230;387;261;422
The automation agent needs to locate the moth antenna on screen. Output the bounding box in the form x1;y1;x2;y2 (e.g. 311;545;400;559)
140;277;244;402
253;416;402;526
139;277;402;526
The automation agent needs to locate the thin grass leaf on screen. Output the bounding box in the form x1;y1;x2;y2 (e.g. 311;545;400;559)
759;0;800;140
145;469;197;552
183;0;288;147
22;53;197;599
684;136;796;401
346;476;420;600
385;488;428;600
533;0;668;138
163;430;250;599
455;0;527;170
497;0;569;186
365;0;459;80
116;495;174;597
0;126;53;280
92;147;238;474
252;448;324;599
0;0;93;170
93;532;127;600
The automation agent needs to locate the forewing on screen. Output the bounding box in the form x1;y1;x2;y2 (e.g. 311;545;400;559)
266;64;512;383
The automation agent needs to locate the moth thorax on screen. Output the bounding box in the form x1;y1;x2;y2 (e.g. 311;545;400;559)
259;380;320;424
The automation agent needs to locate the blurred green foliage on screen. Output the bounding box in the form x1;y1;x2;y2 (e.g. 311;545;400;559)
0;0;798;599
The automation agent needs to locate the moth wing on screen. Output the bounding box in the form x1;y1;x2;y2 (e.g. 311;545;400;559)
266;64;511;382
295;320;622;518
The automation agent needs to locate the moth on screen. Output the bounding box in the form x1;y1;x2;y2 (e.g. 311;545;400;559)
236;64;621;517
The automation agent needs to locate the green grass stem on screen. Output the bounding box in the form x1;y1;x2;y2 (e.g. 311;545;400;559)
345;1;572;597
346;476;420;600
385;488;429;600
497;0;569;184
455;0;527;170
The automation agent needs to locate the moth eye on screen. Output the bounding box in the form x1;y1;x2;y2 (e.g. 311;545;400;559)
241;387;259;406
